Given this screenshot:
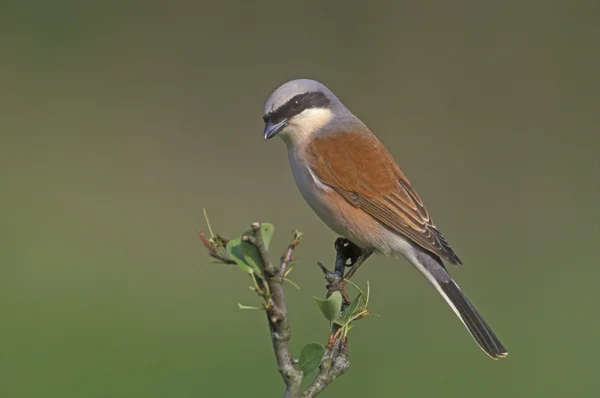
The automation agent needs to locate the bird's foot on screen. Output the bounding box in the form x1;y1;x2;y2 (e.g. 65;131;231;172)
317;238;366;306
335;238;364;270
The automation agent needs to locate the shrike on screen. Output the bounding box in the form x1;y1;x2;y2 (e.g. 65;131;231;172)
262;78;507;359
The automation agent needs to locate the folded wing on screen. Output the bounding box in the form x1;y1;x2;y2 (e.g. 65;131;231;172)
306;130;462;265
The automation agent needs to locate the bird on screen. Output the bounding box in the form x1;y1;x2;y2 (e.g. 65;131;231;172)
262;78;508;359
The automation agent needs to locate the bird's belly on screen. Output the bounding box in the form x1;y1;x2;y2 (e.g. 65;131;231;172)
289;159;345;234
288;154;377;250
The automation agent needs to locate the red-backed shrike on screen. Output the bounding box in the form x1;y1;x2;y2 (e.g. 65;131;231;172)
262;78;507;359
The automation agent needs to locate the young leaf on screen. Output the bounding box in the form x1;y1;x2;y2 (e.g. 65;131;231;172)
298;343;325;375
214;245;231;261
259;223;275;250
338;292;364;325
237;303;262;311
345;278;365;298
313;291;343;322
284;278;301;290
239;237;264;277
226;237;254;274
223;223;275;276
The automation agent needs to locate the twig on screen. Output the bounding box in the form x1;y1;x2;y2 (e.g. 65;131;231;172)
280;230;302;275
248;223;303;397
301;338;349;398
303;239;362;397
199;231;236;264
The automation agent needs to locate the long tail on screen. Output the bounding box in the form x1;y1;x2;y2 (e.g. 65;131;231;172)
411;249;508;359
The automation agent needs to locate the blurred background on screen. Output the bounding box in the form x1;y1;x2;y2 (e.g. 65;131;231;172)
1;1;599;397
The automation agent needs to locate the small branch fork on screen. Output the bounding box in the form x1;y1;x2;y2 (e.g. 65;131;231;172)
318;238;373;309
245;223;304;397
306;238;372;397
200;224;368;397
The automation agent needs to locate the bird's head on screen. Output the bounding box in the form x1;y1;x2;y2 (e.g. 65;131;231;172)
262;79;342;146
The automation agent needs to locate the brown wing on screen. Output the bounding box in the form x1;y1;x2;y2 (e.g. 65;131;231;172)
306;130;462;265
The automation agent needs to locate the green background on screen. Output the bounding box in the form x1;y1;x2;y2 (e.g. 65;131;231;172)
2;1;599;397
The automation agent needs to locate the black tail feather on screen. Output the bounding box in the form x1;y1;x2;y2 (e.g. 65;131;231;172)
413;248;508;359
439;280;508;359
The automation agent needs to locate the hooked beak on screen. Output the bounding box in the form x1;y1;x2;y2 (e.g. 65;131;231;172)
264;119;287;140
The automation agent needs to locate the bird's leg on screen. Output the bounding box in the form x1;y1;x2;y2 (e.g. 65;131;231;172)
343;247;373;280
318;238;373;306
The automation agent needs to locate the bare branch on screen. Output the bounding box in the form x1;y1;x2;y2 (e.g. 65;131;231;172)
248;224;303;397
281;230;302;275
301;337;350;398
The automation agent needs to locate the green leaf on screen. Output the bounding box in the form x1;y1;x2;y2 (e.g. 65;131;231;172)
298;343;325;375
237;303;261;311
259;223;275;250
345;278;365;298
214;245;231;261
226;237;254;274
313;291;343;322
240;237;264;277
338;292;364;325
284;278;300;290
223;224;275;277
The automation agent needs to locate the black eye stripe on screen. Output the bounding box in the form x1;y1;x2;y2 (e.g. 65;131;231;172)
264;91;330;124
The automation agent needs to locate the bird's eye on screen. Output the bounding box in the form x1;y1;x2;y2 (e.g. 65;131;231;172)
290;98;302;110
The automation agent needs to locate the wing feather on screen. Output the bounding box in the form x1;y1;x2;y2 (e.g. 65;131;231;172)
306;130;463;265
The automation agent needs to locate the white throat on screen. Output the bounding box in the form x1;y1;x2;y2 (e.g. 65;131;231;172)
279;108;333;148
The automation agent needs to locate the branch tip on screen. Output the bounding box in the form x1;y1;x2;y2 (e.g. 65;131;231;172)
317;262;328;274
